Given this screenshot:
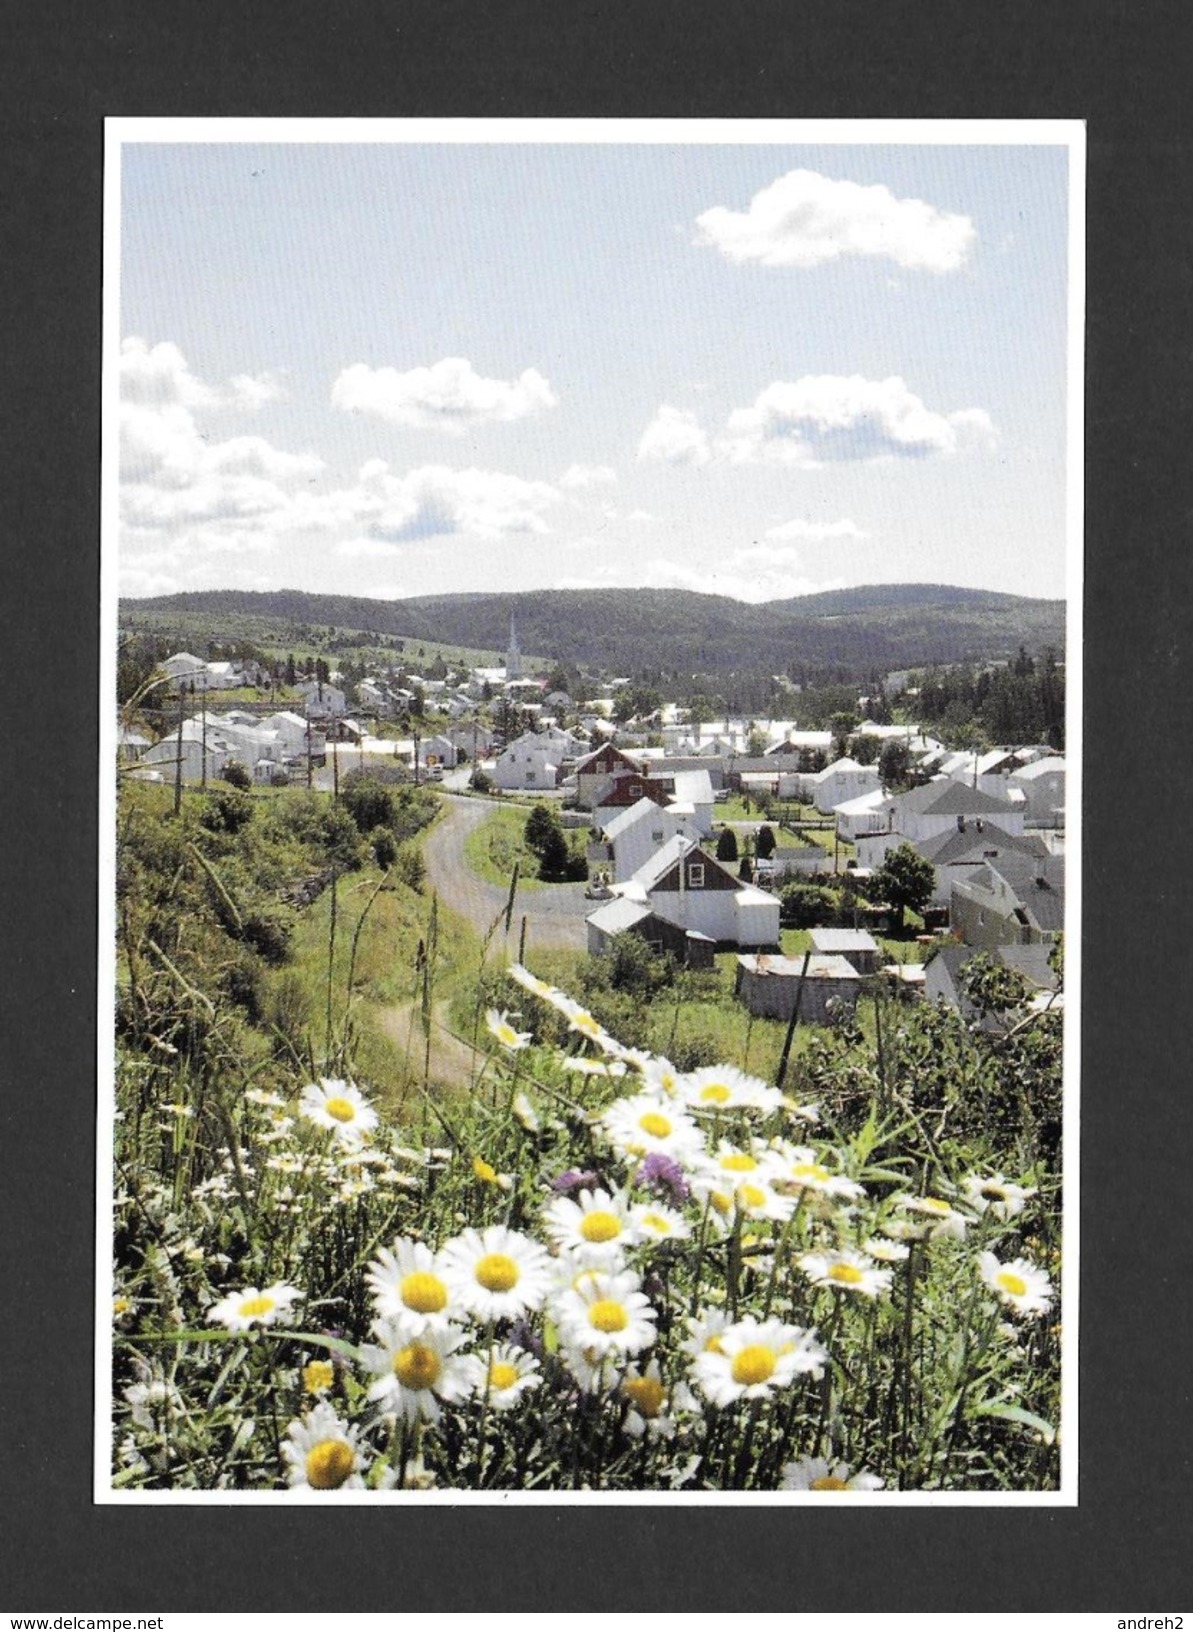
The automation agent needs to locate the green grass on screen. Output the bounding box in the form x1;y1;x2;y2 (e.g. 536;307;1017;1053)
462;804;545;890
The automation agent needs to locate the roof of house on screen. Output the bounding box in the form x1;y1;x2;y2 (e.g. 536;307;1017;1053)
737;953;860;981
1009;755;1067;782
928;942;1059;993
602;797;679;841
891;777;1017;819
808;928;880;953
977;852;1066;933
916;822;1039;866
586;897;656;936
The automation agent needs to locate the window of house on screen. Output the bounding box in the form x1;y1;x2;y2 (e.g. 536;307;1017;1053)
652;830;664;843
687;864;704;888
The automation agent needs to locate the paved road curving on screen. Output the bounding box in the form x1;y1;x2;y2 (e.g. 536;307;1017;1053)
422;793;589;953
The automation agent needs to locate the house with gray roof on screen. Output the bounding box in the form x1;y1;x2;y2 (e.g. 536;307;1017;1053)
949;852;1065;949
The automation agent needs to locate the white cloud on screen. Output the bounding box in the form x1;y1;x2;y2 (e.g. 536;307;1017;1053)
120;337;283;411
559;463;618;489
119;340;322;581
336;462;561;548
695;168;975;273
331;357;556;434
764;517;870;542
720;375;995;466
637;405;712;467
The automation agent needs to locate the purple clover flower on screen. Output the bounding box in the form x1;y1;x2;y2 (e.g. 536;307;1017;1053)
550;1168;601;1195
634;1151;690;1205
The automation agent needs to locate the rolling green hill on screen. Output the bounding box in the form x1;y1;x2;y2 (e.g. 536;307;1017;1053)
120;583;1065;680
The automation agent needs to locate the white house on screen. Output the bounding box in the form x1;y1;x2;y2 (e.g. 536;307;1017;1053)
261;711;313;759
810;757;880;815
855;778;1025;869
595;798;701;883
160;652;211;691
613;836;780;949
296;678;347;720
493;732;560;791
1008;756;1066;825
140;720;231;782
833;787;890;839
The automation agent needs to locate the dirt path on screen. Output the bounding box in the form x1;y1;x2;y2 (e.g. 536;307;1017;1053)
422;793;589;954
373;996;485;1094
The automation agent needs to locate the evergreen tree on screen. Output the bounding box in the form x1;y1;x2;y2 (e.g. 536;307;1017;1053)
715;827;739;863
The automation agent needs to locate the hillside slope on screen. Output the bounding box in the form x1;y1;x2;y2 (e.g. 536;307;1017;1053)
122;583;1065;678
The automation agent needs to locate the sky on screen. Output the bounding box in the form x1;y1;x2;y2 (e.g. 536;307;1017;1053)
113;126;1076;607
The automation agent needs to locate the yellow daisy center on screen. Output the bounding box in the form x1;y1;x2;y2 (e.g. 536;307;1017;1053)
572;1011;601;1036
981;1181;1009;1199
997;1270;1029;1298
302;1360;335;1395
704;1334;725;1354
475;1252;520;1293
738;1183;768;1210
589;1299;629;1333
623;1375;666;1416
792;1162;829;1182
473;1157;498;1183
640;1212;671;1234
323;1096;357;1123
401;1271;448;1314
238;1295;275;1318
810;1475;849;1490
731;1345;777;1386
720;1152;758;1172
639;1111;672;1138
394;1343;441;1390
699;1083;732;1104
113;1297;131;1315
829;1259;868;1286
494;1023;519;1047
489;1361;520;1392
711;1190;733;1215
580;1210;623;1243
919;1197;950;1214
305;1438;355;1489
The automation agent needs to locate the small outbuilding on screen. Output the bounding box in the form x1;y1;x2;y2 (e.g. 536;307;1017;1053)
807;927;882;975
735;953;861;1024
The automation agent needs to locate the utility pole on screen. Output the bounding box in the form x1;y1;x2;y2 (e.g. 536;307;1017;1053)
172;679;185;817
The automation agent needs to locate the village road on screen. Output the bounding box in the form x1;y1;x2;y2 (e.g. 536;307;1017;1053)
423;793;589;953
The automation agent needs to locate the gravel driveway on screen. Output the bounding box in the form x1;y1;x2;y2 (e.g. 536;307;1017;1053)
423;794;589;953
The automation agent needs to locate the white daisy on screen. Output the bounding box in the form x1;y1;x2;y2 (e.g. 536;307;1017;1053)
629;1201;692;1246
461;1342;542;1409
691;1143;795;1225
798;1247;893;1299
123;1373;182;1431
562;1056;627;1078
439;1224;553;1322
781;1456;885;1491
959;1173;1038;1221
506;962;558;1001
553;1266;658;1360
891;1194;970;1241
366;1237;456;1332
978;1251;1054;1318
299;1078;379;1144
679;1308;733;1363
692;1316;827;1407
544;1187;638;1267
207;1281;302;1333
621;1360;686;1440
682;1064;783;1116
638;1056;685;1099
770;1141;865;1203
282;1402;369;1490
864;1236;912;1263
601;1093;704;1163
485;1008;532;1051
361;1319;471;1425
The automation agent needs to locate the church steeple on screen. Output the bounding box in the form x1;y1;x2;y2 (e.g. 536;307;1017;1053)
506;613;522;680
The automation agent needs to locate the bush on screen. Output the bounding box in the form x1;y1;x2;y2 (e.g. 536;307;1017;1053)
222;759;252;790
715;827;738;862
370;826;399;870
470;769;493;793
755;824;776;860
393;844;426;892
779;882;838;928
200;788;254;836
342;778;395;835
